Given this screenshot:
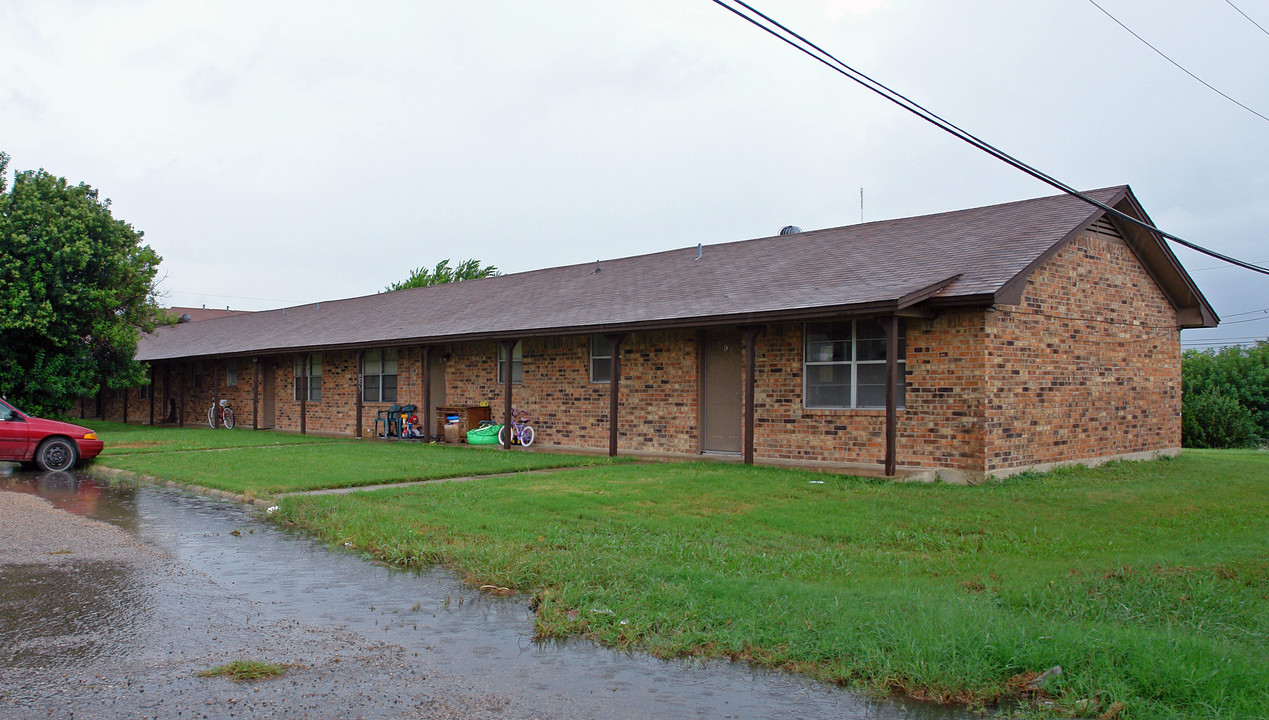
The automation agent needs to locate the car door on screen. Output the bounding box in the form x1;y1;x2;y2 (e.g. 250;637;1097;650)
0;400;31;460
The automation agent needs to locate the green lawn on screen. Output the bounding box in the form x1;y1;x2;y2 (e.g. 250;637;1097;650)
92;422;628;495
92;420;339;455
270;452;1268;719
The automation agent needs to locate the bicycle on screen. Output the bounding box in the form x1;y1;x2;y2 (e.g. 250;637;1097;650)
498;408;534;447
207;398;235;429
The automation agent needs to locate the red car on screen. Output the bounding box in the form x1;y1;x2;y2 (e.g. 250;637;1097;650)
0;397;104;471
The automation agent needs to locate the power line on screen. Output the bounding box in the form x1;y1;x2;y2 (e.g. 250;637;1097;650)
1085;0;1269;124
710;0;1269;276
1225;0;1269;38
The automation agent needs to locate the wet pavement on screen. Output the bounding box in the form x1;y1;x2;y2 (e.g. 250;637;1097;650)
0;467;977;719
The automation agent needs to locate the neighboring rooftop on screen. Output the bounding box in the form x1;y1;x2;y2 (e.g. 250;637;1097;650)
167;306;253;323
137;187;1216;362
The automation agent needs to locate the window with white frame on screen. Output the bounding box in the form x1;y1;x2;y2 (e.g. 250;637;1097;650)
590;335;613;383
226;359;238;388
363;348;399;403
804;319;905;409
497;341;522;384
294;353;323;402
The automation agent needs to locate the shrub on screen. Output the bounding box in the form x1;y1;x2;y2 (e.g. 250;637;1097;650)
1181;391;1259;449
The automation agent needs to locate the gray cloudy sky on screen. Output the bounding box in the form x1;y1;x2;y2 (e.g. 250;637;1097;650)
3;0;1265;347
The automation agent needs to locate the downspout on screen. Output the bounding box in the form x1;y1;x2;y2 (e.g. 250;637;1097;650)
884;315;899;476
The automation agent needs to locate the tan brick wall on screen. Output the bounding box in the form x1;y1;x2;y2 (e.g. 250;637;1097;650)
981;231;1181;471
444;331;701;453
752;317;988;472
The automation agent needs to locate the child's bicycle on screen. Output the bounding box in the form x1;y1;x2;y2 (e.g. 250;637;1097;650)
207;398;235;429
497;409;535;447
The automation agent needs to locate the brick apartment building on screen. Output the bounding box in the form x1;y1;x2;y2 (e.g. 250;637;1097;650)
82;186;1216;481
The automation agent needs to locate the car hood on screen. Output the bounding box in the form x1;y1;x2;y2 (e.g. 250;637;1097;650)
24;416;97;438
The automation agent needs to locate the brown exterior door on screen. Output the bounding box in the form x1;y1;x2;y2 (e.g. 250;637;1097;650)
261;363;276;429
702;332;742;453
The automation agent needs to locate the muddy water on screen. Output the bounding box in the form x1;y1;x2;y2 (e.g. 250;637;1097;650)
0;468;975;720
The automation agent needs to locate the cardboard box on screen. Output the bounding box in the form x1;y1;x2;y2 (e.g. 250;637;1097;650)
444;424;462;443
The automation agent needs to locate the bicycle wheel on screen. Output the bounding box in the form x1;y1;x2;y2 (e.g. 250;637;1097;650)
222;407;235;429
207;405;216;428
498;425;510;445
519;425;534;447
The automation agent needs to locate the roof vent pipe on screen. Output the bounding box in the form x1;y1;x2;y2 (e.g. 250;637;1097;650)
696;243;702;260
779;225;803;235
178;313;192;323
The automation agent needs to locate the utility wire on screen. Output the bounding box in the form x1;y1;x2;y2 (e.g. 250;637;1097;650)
1225;0;1269;38
711;0;1269;276
1085;0;1269;124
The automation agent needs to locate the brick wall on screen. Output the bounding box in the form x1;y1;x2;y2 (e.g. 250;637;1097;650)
982;231;1181;472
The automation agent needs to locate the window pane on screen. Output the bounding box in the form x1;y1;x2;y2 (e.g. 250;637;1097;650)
310;354;322;377
512;359;522;384
856;318;886;361
295;377;303;401
364;350;381;376
363;376;380;402
806;364;850;408
383;376;398;403
856;363;887;407
592;357;611;383
806;323;851;362
383;348;398;375
310;378;322;402
591;335;611;358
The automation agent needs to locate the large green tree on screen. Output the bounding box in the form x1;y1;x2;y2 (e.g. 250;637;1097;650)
384;258;499;291
0;153;167;416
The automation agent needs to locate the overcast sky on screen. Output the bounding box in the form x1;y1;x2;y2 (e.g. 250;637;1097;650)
3;0;1265;348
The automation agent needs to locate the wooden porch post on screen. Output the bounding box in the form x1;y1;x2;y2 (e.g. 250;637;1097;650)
354;350;364;438
252;358;260;430
211;360;221;428
606;333;626;457
148;368;156;425
884;315;899;477
421;346;432;442
299;353;308;435
122;389;129;424
177;363;186;427
741;326;762;465
500;339;517;450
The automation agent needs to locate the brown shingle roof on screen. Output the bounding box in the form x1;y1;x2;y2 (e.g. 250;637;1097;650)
136;186;1211;361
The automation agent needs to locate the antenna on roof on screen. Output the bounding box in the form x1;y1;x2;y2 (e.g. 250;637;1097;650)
860;187;864;223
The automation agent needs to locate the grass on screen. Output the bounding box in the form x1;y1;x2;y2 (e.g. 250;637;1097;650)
269;452;1269;719
90;422;629;496
198;660;288;682
89;420;340;456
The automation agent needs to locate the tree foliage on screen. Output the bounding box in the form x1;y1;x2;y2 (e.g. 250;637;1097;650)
0;153;167;416
384;258;499;292
1181;342;1269;448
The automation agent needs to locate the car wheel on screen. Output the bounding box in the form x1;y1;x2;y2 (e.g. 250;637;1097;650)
35;438;78;472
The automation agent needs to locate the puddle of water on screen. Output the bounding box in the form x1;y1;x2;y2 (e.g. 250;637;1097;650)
0;465;978;720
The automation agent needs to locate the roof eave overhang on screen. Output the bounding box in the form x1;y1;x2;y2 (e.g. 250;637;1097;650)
138;276;978;363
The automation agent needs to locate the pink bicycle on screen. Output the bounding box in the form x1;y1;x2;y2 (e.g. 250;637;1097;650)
498;409;535;447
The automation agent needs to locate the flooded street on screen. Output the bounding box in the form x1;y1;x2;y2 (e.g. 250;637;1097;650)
1;468;975;719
